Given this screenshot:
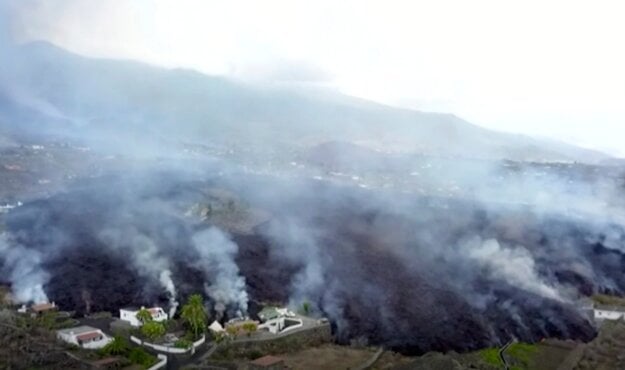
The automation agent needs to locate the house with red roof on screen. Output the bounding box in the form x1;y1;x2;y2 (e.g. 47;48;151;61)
57;325;112;349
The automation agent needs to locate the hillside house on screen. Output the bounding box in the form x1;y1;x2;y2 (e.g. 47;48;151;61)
119;306;168;327
57;325;112;349
257;306;295;322
18;302;58;316
258;316;303;334
32;302;58;314
257;306;302;334
594;305;625;321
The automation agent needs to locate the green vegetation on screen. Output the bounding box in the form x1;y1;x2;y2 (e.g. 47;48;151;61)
141;321;166;340
136;308;153;324
241;322;258;337
301;301;311;316
175;338;193;349
478;347;504;367
591;294;625;307
226;325;239;336
212;331;229;343
181;294;208;339
507;342;537;368
128;347;157;368
100;335;130;356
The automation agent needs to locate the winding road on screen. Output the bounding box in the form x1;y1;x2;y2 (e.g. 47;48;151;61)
499;340;515;370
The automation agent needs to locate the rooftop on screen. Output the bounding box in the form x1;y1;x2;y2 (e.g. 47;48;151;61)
258;307;281;321
595;305;625;313
57;325;101;336
120;306;163;313
31;302;56;312
76;331;103;342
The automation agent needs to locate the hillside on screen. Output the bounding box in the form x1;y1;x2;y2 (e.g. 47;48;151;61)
0;41;610;164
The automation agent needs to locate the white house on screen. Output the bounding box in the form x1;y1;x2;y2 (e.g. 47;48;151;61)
594;305;625;321
119;306;168;327
258;316;303;334
57;326;112;349
257;306;295;322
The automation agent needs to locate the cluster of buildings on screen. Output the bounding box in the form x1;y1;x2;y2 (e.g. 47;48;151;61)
17;299;309;357
16;301;170;350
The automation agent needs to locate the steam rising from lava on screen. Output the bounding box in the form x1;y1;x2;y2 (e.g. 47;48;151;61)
191;227;249;318
0;234;49;303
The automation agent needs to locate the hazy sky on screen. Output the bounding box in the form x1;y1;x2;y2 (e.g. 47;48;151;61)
5;0;625;155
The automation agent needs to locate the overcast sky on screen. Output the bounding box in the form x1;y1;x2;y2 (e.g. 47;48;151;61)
5;0;625;155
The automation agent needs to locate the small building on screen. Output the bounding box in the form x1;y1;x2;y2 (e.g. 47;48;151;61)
249;355;285;370
57;325;112;349
257;307;295;322
32;302;58;314
594;305;625;321
208;320;225;333
119;306;168;327
258;316;303;335
17;302;58;316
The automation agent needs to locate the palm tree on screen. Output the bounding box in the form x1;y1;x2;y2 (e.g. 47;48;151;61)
181;294;208;339
136;308;152;324
101;335;129;356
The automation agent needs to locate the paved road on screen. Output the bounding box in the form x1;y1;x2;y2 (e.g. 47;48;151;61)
499;340;514;370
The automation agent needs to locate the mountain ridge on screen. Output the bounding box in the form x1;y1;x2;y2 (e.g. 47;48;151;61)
0;40;611;164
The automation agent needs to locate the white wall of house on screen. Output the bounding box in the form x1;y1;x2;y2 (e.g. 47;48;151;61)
258;317;303;334
82;335;113;349
594;309;625;320
120;307;168;327
57;328;112;349
120;309;142;327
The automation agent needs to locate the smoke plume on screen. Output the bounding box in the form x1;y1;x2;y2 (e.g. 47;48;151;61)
191;227;249;318
0;233;49;303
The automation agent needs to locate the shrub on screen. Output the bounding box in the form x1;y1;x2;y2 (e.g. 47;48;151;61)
128;347;156;368
100;335;129;356
141;321;166;340
301;301;311;315
175;338;193;349
241;322;258;337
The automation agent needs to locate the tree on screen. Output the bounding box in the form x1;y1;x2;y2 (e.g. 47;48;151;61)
100;335;129;356
141;321;166;340
226;325;239;337
181;294;208;339
301;301;311;316
136;308;152;324
241;322;257;337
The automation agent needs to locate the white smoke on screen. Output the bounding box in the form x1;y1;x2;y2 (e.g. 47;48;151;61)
265;219;325;309
99;228;179;315
160;270;178;317
191;227;248;317
0;233;49;303
463;237;563;301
